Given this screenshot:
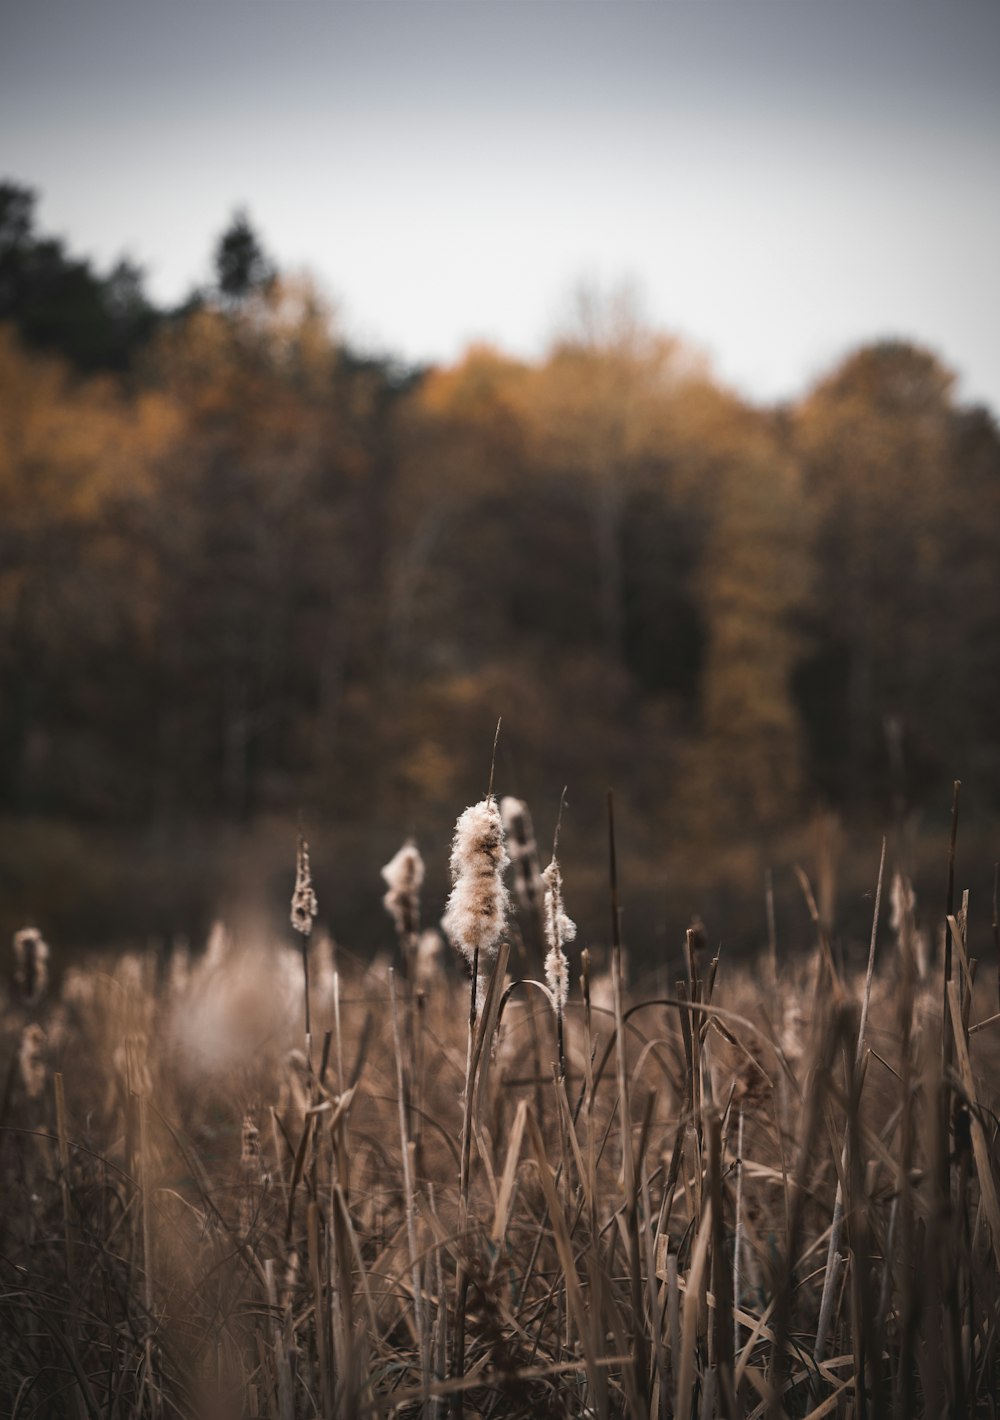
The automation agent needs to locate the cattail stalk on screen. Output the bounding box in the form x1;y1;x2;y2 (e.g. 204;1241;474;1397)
19;1024;47;1101
389;970;427;1395
13;928;49;1006
733;1104;745;1365
382;840;424;970
290;833;318;1066
941;780;961;1083
608;789;648;1394
451;949;479;1420
442;781;509;1417
542;855;575;1082
382;840;425;1146
442;797;509;1011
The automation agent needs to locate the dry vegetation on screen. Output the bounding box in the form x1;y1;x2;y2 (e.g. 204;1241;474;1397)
2;789;999;1419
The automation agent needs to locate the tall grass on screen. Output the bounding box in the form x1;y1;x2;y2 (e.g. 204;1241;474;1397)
1;793;998;1418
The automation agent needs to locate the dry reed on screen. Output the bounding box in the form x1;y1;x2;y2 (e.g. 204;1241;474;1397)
1;789;998;1418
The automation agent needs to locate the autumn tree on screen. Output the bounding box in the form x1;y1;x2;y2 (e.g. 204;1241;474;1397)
0;182;159;372
141;273;396;819
213;210;276;305
0;328;179;812
690;415;809;831
795;341;1000;805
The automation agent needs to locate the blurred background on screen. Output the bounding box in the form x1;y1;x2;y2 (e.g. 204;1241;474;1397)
1;1;998;967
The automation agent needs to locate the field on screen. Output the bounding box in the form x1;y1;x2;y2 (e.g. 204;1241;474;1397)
1;794;999;1419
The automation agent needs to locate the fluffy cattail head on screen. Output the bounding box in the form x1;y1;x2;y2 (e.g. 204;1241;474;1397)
890;872;915;936
415;929;444;988
203;920;231;972
19;1024;47;1100
241;1112;262;1172
13;928;49;1006
381;840;425;938
61;966;96;1012
890;871;928;980
240;1111;266;1232
290;835;318;936
780;998;806;1063
442;798;509;974
541;858;576;1013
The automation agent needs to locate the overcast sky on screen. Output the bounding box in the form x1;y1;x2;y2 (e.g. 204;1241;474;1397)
2;1;999;409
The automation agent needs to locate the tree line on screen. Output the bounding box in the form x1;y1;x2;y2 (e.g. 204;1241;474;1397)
1;181;998;946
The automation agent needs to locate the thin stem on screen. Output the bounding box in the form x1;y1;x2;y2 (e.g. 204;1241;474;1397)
942;779;961;1073
451;947;479;1420
486;717;501;800
301;931;312;1070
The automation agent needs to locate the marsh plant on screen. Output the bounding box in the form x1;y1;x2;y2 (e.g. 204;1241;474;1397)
1;782;999;1419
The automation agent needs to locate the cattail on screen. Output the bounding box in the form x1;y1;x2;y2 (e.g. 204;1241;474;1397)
541;858;576;1014
415;929;444;989
889;871;915;938
19;1023;47;1100
45;1006;70;1054
13;927;49;1006
890;870;928;980
913;926;929;981
381;839;425;938
241;1111;262;1171
290;835;318;937
203;920;231;973
542;857;576;1079
240;1110;265;1233
62;966;96;1012
442;798;509;1009
780;998;805;1063
501;797;543;914
291;833;318;1060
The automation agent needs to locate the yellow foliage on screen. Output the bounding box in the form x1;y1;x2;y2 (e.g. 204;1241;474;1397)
0;326;181;520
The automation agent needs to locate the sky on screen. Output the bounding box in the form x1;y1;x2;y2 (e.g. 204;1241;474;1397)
2;0;999;409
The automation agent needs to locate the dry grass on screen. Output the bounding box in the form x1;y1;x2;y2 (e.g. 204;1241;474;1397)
1;816;999;1418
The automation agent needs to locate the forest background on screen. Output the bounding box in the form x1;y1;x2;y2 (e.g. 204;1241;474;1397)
2;180;998;965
